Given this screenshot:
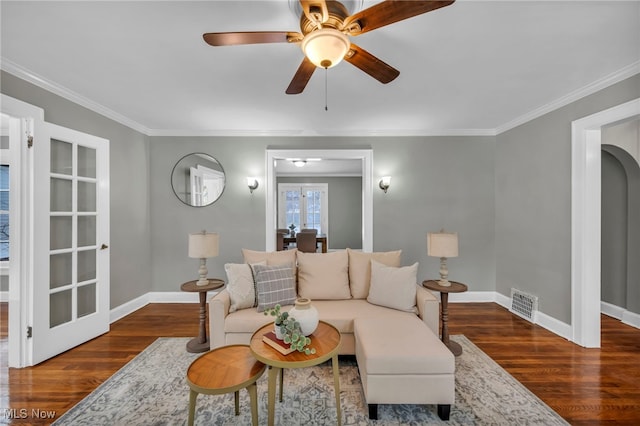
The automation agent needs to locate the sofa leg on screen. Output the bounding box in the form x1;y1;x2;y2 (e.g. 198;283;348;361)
368;404;378;420
437;404;451;421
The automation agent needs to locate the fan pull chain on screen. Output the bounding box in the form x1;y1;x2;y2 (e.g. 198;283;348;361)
324;67;328;111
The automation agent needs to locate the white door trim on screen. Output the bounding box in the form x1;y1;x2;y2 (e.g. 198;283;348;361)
1;94;44;368
266;149;372;252
571;97;640;348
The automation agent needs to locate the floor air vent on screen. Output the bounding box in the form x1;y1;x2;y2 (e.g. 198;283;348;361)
510;288;538;322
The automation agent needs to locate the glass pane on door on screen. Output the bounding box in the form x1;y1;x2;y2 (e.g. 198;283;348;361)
48;137;100;328
50;290;72;328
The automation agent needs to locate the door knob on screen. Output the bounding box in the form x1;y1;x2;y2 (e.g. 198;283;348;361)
100;244;109;250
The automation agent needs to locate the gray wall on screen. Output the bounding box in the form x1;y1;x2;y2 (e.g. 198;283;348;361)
277;176;362;250
601;143;640;315
601;150;628;307
149;136;496;292
1;71;152;308
4;68;639;327
495;74;640;324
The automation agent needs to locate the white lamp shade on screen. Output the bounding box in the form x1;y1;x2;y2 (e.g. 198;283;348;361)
188;232;219;258
427;232;459;258
301;28;350;68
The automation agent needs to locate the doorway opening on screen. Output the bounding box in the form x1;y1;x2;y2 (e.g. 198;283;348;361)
571;98;640;348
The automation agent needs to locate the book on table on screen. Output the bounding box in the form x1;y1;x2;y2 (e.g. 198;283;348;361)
262;331;294;355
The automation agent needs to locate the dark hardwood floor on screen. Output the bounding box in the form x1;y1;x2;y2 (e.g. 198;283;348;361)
1;301;640;425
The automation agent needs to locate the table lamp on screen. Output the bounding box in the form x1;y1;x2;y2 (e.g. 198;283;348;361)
427;230;458;287
188;231;219;286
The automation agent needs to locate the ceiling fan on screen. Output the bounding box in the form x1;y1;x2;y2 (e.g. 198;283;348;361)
203;0;455;94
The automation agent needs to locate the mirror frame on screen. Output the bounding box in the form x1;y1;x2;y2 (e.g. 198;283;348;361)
171;152;226;207
265;148;373;251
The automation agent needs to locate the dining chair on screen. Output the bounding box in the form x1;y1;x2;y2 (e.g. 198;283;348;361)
300;228;318;235
276;232;287;251
296;232;318;253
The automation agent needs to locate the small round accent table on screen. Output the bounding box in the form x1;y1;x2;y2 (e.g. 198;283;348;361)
180;278;224;353
422;280;468;356
250;320;342;426
186;344;266;426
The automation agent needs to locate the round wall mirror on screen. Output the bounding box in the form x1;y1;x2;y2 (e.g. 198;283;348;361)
171;153;226;207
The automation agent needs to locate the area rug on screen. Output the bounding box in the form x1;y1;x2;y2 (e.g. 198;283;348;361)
53;335;568;425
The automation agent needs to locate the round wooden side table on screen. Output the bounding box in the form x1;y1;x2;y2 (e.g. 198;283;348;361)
250;321;342;426
180;278;224;353
186;344;266;426
422;280;468;356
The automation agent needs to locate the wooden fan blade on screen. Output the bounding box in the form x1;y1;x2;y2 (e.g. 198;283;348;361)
203;31;302;46
343;1;455;36
344;44;399;84
286;57;316;94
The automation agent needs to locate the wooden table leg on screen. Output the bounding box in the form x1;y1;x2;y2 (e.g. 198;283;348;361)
332;354;342;426
188;390;197;426
248;383;259;426
440;292;462;356
234;390;239;415
186;291;210;353
267;366;279;426
279;368;284;402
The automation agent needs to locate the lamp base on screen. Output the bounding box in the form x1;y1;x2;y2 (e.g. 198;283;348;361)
196;278;210;286
438;279;452;287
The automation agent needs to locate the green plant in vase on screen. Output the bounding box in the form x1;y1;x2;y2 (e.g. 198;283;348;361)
264;303;289;328
263;304;316;355
280;316;316;355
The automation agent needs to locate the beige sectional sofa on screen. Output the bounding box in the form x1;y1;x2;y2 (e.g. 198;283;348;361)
208;247;455;420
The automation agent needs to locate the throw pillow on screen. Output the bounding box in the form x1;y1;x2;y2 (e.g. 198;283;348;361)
224;261;265;313
242;248;298;268
367;260;418;313
297;250;351;300
252;264;297;312
347;248;402;299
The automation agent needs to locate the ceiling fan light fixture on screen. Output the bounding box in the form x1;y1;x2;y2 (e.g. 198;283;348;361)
301;28;350;69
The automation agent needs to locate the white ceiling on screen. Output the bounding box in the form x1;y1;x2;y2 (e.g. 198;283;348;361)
1;1;639;137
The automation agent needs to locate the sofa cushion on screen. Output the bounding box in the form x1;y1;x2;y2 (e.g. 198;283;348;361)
347;249;402;299
223;299;415;335
297;250;351;300
354;316;454;375
252;264;297;312
367;260;418;313
224;261;265;312
242;247;298;265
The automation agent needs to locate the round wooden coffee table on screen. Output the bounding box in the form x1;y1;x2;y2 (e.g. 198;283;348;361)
186;344;266;426
250;320;342;426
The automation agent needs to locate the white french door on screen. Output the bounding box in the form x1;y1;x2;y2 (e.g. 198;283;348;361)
278;183;328;233
30;122;110;365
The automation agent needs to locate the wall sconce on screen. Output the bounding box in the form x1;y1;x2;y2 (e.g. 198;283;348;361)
379;176;391;193
247;177;259;194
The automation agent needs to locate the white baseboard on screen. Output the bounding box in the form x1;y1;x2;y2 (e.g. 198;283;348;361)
108;289;580;342
601;301;625;320
622;310;640;329
450;291;572;341
0;291;7;302
600;301;640;330
109;290;221;324
109;293;150;323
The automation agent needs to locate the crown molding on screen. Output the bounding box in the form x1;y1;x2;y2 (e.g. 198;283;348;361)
3;57;637;138
1;58;151;135
495;61;640;135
